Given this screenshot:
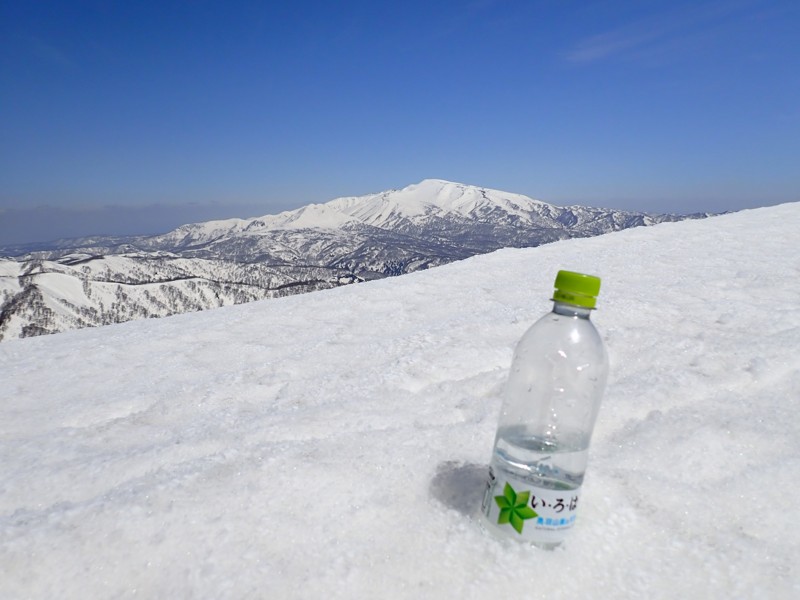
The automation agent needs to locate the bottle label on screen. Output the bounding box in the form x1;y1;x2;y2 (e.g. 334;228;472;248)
482;467;581;544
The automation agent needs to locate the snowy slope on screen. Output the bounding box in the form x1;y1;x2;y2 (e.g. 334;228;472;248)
1;203;798;599
0;253;357;341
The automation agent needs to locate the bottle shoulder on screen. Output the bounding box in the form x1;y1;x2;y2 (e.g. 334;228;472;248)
524;311;604;339
516;312;607;361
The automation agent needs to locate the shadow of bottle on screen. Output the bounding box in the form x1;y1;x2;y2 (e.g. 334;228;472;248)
428;461;489;519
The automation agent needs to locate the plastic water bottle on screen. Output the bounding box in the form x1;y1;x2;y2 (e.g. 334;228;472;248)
482;270;608;548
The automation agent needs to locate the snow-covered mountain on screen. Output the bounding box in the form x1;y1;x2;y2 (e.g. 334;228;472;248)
0;179;708;341
1;203;797;599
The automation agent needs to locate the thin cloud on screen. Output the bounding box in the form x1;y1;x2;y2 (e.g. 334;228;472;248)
565;0;760;64
566;24;668;63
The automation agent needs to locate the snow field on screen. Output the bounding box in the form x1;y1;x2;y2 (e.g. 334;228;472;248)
1;203;799;598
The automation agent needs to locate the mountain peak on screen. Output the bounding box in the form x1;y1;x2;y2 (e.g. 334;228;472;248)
311;179;554;230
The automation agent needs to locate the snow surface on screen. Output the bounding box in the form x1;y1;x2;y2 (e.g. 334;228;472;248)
2;203;799;599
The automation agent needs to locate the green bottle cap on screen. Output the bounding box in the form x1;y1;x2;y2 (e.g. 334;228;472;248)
552;270;602;309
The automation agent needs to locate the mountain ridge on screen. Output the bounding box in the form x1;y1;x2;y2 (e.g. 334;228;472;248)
0;180;711;341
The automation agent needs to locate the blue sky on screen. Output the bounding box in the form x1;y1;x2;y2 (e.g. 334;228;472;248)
1;0;799;244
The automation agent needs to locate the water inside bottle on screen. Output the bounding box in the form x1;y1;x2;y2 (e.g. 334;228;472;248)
491;424;589;490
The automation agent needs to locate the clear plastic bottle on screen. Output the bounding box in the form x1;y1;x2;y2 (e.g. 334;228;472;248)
482;270;608;548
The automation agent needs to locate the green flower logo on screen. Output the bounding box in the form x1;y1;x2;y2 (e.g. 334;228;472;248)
495;483;538;534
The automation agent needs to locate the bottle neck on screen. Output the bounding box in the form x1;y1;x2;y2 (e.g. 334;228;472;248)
552;301;593;319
